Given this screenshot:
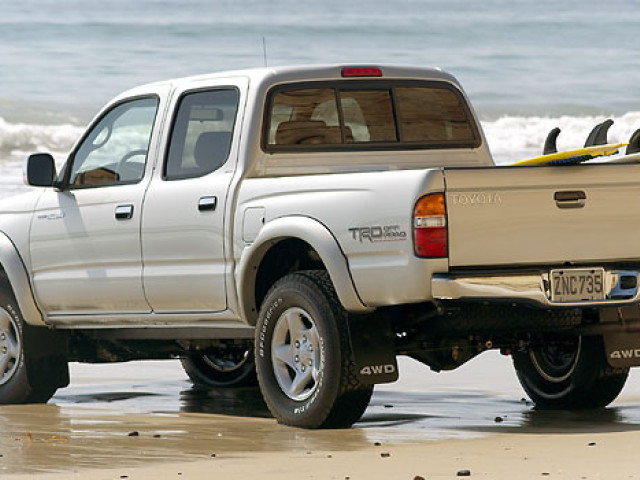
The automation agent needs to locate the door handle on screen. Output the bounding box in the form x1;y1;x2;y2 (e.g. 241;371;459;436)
554;191;586;209
115;204;134;220
198;196;217;212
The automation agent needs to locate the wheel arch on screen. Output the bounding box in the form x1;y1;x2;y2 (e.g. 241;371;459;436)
236;216;371;326
0;232;46;327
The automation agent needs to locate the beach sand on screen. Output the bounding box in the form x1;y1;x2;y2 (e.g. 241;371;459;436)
4;433;639;480
2;355;639;479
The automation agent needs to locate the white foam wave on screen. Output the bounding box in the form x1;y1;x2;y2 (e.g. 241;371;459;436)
0;116;83;156
481;112;640;164
1;113;640;167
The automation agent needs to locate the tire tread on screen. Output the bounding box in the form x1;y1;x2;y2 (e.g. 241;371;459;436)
256;270;372;429
513;335;628;410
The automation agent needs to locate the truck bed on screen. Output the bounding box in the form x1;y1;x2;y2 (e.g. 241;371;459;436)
445;162;640;268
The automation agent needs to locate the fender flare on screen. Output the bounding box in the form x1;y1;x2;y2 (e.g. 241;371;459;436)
0;232;46;326
236;216;371;325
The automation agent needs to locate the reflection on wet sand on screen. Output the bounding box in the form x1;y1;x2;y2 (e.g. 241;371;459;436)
517;407;638;433
0;402;372;475
2;354;640;476
367;389;640;436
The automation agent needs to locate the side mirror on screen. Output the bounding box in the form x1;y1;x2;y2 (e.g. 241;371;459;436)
24;153;57;187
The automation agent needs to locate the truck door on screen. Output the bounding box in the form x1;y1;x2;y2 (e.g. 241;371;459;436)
30;94;165;316
141;81;245;312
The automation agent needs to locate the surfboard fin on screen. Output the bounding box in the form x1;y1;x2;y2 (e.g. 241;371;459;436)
543;127;561;154
626;129;640;155
584;119;613;147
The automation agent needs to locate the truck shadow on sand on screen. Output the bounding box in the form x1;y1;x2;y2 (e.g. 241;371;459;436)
356;389;640;436
53;384;640;437
179;387;640;436
179;386;272;418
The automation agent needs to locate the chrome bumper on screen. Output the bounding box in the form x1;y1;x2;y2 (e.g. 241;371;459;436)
431;269;640;308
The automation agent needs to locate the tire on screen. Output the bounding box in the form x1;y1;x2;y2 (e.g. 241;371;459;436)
0;280;68;404
255;270;373;429
182;345;257;388
513;335;628;409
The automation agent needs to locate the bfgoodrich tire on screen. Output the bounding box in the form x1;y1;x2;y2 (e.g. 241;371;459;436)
0;279;68;404
513;335;628;409
182;345;257;388
255;270;373;429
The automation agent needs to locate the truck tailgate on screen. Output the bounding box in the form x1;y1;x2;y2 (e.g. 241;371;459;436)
444;164;640;268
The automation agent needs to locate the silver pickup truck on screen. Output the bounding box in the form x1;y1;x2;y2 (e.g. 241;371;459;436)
4;64;640;428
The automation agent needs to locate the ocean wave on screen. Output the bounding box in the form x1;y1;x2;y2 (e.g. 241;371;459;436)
1;113;640;165
0;116;83;156
482;112;640;164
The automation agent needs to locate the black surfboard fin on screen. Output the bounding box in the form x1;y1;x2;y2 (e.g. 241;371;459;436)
543;127;561;154
627;128;640;154
584;119;613;147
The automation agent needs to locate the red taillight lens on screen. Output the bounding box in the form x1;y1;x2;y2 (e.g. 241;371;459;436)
414;193;447;258
341;67;383;77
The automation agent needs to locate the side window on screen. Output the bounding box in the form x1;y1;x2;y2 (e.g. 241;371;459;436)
165;89;239;180
70;98;158;187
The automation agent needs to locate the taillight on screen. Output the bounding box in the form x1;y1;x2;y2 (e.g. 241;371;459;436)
341;66;383;77
414;193;447;258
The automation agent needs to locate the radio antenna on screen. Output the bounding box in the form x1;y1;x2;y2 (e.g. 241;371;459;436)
262;36;268;67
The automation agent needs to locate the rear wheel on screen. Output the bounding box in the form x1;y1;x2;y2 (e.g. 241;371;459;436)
255;270;373;429
0;281;68;404
513;335;628;409
182;343;257;388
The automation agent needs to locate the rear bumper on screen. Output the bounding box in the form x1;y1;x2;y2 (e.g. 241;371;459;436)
431;268;640;308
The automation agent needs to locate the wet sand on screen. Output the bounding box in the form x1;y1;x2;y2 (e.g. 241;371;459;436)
2;354;640;479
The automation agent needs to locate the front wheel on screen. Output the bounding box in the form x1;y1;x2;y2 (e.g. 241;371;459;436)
255;270;373;429
512;335;628;409
0;280;68;404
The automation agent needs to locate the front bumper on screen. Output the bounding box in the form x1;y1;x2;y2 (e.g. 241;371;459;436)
431;268;640;308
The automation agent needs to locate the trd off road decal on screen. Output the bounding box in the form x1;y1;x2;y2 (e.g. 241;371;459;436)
348;225;407;243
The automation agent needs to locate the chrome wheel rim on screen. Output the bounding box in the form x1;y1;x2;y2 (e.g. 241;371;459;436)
271;307;321;401
0;309;21;386
530;336;581;383
202;349;251;373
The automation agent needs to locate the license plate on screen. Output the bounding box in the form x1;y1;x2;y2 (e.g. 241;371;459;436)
550;268;605;302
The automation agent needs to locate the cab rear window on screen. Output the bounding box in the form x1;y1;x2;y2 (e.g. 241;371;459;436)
264;81;480;151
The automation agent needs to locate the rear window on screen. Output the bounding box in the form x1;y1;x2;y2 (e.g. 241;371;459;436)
395;87;477;144
264;81;479;151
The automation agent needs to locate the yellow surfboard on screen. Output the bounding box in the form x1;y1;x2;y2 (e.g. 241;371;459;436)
512;143;627;166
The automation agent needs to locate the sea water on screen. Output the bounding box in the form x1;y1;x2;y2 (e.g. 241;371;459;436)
1;0;640;188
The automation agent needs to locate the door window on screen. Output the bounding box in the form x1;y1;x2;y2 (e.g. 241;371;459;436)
165;89;239;180
69;97;159;187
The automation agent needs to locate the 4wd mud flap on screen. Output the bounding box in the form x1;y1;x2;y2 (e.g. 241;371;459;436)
347;313;398;384
603;332;640;368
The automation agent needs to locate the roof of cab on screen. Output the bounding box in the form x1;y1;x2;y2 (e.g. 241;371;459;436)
118;64;461;99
